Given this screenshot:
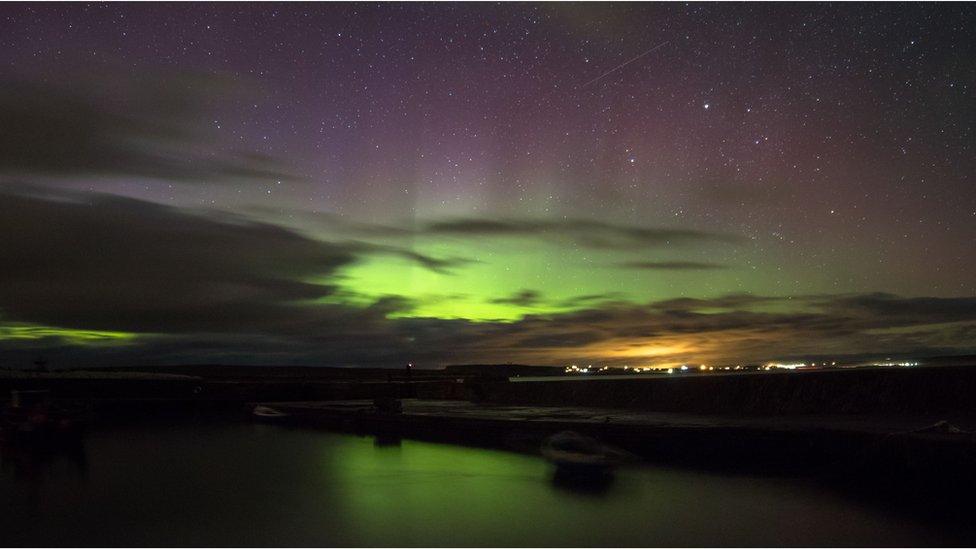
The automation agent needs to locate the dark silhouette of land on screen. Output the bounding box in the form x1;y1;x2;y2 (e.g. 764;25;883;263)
4;356;976;528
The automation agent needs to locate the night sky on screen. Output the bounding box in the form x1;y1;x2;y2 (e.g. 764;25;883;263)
1;2;975;368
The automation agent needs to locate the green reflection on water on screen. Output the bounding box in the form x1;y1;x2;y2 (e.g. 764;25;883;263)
1;423;958;547
324;436;563;546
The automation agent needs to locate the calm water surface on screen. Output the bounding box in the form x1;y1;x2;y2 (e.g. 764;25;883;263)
0;420;964;546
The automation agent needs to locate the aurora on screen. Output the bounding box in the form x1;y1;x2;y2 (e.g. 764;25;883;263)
1;3;974;369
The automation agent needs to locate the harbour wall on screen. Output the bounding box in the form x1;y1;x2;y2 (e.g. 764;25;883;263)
474;365;976;416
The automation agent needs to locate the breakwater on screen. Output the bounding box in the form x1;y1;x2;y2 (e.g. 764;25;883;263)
475;365;976;416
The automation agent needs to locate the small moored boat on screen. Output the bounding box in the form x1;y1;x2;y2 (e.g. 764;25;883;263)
252;405;289;419
541;431;632;476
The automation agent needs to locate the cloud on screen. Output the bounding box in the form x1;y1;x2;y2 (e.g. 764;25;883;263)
347;243;476;275
556;292;627;308
249;207;743;253
0;185;356;334
617;261;728;270
489;290;543;307
456;293;976;366
245;206;412;239
814;292;976;324
649;294;785;311
0;70;298;184
242;208;477;274
515;329;608;349
422;218;743;250
1;188;974;368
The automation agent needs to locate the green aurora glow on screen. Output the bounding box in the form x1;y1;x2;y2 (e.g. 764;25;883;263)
0;324;137;345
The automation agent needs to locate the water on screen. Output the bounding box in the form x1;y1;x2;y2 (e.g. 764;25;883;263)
0;420;964;546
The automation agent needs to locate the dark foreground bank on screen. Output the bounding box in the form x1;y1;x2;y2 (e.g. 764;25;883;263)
5;363;976;416
3;418;972;547
4;363;976;544
255;399;976;525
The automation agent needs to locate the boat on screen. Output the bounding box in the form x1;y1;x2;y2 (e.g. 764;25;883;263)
540;431;632;476
252;405;289;419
